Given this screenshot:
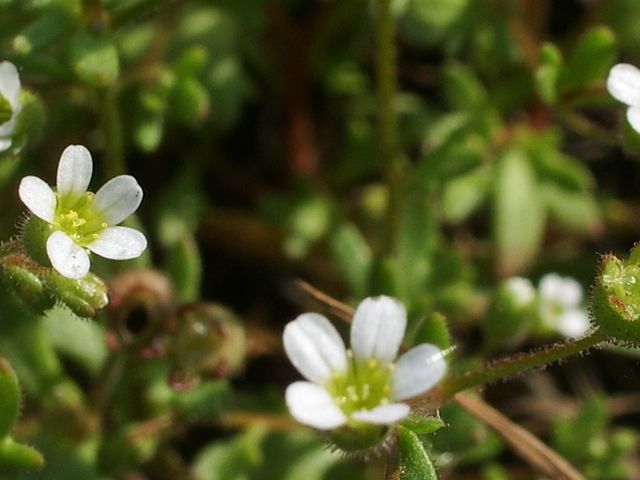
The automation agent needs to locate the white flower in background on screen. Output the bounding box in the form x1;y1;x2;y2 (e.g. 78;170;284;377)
504;277;535;307
0;61;21;152
538;274;590;338
19;145;147;279
607;63;640;133
283;296;447;430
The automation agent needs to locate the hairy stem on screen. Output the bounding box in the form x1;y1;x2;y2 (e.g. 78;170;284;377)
439;329;607;399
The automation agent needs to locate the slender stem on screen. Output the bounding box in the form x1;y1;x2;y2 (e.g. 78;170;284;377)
439;329;607;399
375;0;402;257
99;86;126;178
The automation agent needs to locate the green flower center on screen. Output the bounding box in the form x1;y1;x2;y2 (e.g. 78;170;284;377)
327;350;394;424
53;192;108;247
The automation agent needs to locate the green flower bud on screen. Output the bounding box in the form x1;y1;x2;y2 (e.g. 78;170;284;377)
1;255;55;312
21;216;54;268
591;246;640;344
169;303;246;390
46;270;108;318
0;358;20;439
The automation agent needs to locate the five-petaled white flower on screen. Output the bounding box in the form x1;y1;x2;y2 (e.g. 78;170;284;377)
0;61;21;152
283;296;447;430
538;273;590;338
19;145;147;279
607;63;640;133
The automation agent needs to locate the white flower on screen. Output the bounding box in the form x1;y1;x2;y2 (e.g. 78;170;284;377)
19;145;147;279
283;296;447;430
538;274;590;338
0;61;21;152
607;63;640;133
504;277;535;307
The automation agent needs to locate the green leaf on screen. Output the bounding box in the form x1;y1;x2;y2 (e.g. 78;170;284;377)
560;26;616;93
493;149;546;276
329;222;372;298
442;62;487;111
43;306;108;377
165;234;202;303
535;43;563;104
0;437;44;473
0;358;20;439
402;415;446;435
442;166;491;223
542;183;601;233
68;31;120;88
193;426;266;480
413;312;451;350
397;425;438;480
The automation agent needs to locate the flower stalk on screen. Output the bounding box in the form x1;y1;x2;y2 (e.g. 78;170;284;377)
375;0;403;257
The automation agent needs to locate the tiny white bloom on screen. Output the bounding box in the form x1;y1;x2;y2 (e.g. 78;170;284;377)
607;63;640;133
0;61;21;152
538;273;589;338
504;277;535;307
283;296;447;430
19;145;147;279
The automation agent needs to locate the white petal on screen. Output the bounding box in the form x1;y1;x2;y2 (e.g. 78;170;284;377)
18;176;56;223
351;403;410;425
539;273;582;307
283;313;347;384
56;145;93;199
607;63;640;107
46;231;90;279
88;226;147;260
351;296;406;364
505;277;535;306
285;381;347;430
0;137;11;152
94;175;143;225
392;344;447;400
556;309;590;338
627;106;640;134
0;62;21;108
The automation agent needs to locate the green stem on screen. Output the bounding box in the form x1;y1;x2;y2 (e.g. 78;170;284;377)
440;329;607;399
375;0;402;257
99;87;126;179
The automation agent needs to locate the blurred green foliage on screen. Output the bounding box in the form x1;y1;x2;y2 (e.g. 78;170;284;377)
0;0;639;478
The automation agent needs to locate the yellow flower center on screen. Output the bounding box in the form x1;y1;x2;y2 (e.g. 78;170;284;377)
53;192;108;247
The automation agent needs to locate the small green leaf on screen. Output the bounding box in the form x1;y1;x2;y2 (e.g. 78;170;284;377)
542;183;601;233
442;166;491;223
330;222;372;298
493;149;546;276
413;312;451;350
397;425;437;480
442;62;487;111
0;437;44;473
560;26;616;93
535;43;563;104
402;415;446;435
0;358;20;439
69;31;120;88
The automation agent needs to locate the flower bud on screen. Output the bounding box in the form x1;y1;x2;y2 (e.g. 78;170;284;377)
1;255;55;312
591;246;640;344
46;270;108;318
169;303;246;390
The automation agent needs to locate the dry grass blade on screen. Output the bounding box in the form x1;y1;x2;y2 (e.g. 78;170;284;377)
454;392;584;480
293;279;355;322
